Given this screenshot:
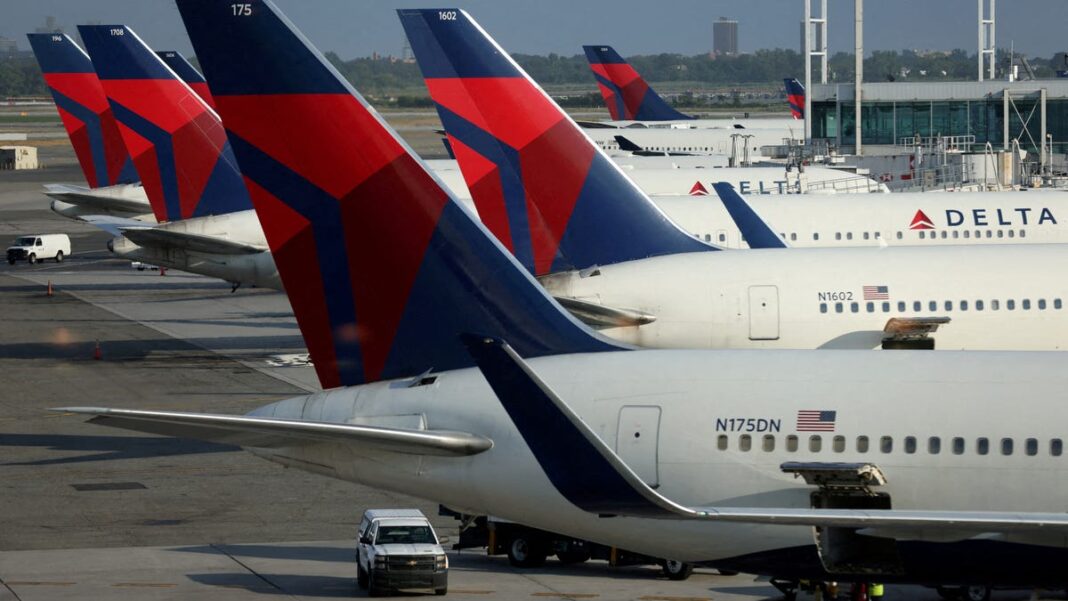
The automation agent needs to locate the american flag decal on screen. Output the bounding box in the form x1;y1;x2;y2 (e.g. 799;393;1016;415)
863;285;889;300
797;410;837;432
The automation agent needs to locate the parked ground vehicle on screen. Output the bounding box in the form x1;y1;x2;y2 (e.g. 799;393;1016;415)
6;234;70;265
444;510;697;580
356;509;449;597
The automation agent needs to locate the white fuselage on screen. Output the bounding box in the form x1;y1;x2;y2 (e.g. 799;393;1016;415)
541;244;1068;350
582;124;802;158
597;117;800;131
244;349;1068;574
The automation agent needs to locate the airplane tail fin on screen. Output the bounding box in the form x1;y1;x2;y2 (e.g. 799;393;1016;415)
784;78;805;120
582;45;693;122
156;51;216;109
26;33;137;189
79;25;253;223
175;0;625;389
400;10;715;277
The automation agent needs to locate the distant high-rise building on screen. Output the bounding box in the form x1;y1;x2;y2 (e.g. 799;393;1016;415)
713;17;738;56
34;16;62;34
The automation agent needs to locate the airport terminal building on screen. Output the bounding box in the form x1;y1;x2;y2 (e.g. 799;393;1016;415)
810;80;1068;156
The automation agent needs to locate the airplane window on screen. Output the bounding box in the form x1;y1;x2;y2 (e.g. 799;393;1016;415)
875;232;881;239
918;231;925;239
739;435;752;452
952;231;959;239
779;233;786;240
813;233;820;241
1007;300;1015;311
952;437;965;455
913;301;921;312
717;435;728;450
1001;438;1013;456
896;231;903;240
960;300;968;311
929;301;937;311
882;302;890;312
975;230;981;238
1052;439;1063;457
991;300;1000;310
1026;438;1038;456
928;437;941;454
719;233;726;242
1023;299;1031;310
963;230;970;238
863;232;870;240
944;301;952;311
904;436;917;454
820;303;828;314
880;436;893;453
857;436;869;453
985;230;992;238
786;435;798;452
997;230;1004;238
833;436;845;452
835;302;844;313
941;231;948;239
835;232;842;240
762;435;775;452
850;302;859;313
976;300;984;311
1020;229;1026;238
1055;299;1063;309
704;234;711;242
866;302;874;313
790;233;797;241
1008;230;1015;238
977;438;989;455
897;301;906;312
1039;299;1047;310
809;435;822;452
846;232;853;240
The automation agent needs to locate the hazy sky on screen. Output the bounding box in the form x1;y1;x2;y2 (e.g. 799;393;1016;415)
4;0;1067;60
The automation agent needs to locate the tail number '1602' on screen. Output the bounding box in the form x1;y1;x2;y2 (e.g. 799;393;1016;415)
438;11;457;20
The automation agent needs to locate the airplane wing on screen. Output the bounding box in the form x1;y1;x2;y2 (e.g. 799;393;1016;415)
55;407;493;457
80;215;153;237
463;336;1068;534
119;227;267;255
43;184;153;215
711;182;788;249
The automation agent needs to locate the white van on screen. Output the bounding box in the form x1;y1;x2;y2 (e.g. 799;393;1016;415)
6;234;71;265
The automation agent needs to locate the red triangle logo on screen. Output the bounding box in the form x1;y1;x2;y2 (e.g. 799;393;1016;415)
689;181;709;196
909;209;935;230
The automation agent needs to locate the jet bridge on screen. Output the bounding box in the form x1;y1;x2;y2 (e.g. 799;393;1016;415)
782;462;903;575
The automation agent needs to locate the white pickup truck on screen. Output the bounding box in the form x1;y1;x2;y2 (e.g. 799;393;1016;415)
356;509;448;597
7;234;70;265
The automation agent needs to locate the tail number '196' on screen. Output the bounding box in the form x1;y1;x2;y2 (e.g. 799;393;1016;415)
716;418;781;432
438;11;457;20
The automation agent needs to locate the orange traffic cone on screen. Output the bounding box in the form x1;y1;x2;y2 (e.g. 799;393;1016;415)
93;340;102;361
46;280;53;297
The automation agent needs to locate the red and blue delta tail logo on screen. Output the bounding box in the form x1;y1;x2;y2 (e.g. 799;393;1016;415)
582;45;692;122
400;10;714;277
156;51;217;110
26;33;137;189
175;0;622;389
79;25;252;223
784;78;805;120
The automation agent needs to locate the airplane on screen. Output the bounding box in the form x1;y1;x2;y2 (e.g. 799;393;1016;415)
785;78;805;120
65;2;1068;589
399;7;1068;351
25;33;152;220
78;24;276;289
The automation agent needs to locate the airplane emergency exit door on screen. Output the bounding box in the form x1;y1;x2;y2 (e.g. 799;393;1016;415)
748;285;780;340
616;406;661;487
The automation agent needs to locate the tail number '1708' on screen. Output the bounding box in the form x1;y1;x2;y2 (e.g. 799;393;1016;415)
716;418;781;432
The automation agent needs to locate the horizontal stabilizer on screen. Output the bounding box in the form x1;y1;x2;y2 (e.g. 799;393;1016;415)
81;215;150;236
44;184;152;214
712;182;787;249
55;407;493;456
467;337;1068;535
119;227;266;255
555;296;656;329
